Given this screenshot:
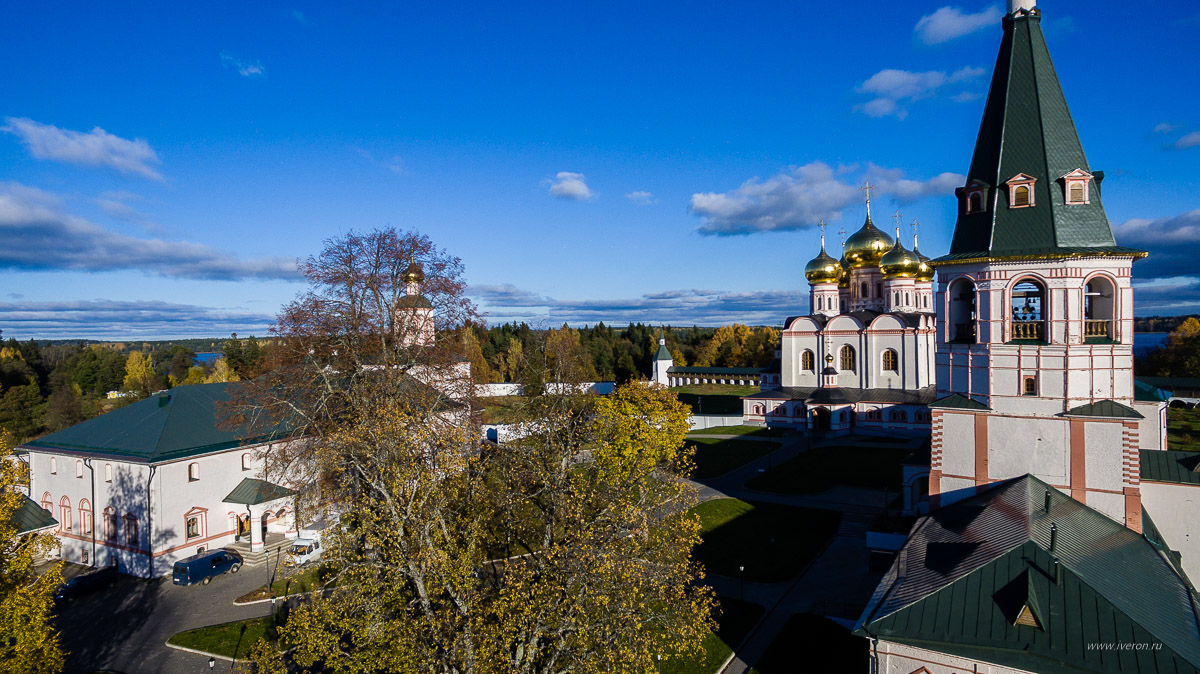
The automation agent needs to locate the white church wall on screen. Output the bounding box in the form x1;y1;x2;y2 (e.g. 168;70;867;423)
940;413;975;478
874;639;1038;674
988;416;1068;483
1087;491;1125;524
1134;401;1167;451
1141;481;1200;583
1083;421;1124;493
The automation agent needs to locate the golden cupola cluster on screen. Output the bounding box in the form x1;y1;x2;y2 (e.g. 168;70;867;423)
803;238;843;284
803;208;936;286
880;228;922;279
842;213;895;269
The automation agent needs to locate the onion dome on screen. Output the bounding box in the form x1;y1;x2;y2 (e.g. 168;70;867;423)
402;262;425;284
804;238;843;284
913;246;935;282
843;213;895;268
880;237;922;279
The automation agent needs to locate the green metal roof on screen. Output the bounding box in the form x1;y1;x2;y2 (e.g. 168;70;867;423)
667;366;761;375
6;493;57;534
743;385;936;406
856;475;1200;673
1134;379;1172;403
1140;450;1200;486
944;11;1138;261
1138;376;1200;398
21;383;279;464
396;294;433;309
222;478;296;505
654;343;672;361
930;393;992;411
1063;400;1143;419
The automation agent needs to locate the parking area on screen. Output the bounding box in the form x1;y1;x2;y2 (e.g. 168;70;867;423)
54;562;279;673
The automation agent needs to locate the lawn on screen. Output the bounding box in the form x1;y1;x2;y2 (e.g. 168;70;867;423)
754;613;867;672
690;425;790;438
746;444;911;495
236;562;339;603
662;598;763;674
689;438;780;479
479;396;530;424
1168;406;1200;452
674;384;762;397
691;498;841;583
676;393;746;415
167;606;289;660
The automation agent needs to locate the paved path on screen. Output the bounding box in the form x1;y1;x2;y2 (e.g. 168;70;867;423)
57;550;291;674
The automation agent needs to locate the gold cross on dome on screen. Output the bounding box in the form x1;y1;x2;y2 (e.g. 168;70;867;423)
838;226;848;247
861;181;874;204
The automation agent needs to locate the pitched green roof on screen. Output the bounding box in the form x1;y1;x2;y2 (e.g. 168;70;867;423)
856;475;1200;673
943;10;1142;262
667;366;761;375
22;383;278;463
396;294;433;309
1134;378;1172;402
654;343;672;361
1140;450;1200;486
930;393;991;411
1064;399;1142;419
222;478;296;505
6;493;57;534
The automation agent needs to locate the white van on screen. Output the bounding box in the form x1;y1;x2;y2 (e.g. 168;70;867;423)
285;538;322;567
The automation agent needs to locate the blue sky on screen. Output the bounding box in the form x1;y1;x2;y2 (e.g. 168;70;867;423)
2;1;1198;339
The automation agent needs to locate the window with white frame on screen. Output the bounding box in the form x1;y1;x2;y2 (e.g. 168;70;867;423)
124;514;139;547
1006;173;1037;208
1061;168;1092;204
188;462;200;482
241;453;252;471
50;457;57;474
104;507;118;542
79;499;92;535
882;349;898;372
104;463;112;483
59;497;72;532
76;460;83;478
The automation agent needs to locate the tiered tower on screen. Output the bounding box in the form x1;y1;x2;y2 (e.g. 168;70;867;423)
395;262;436;348
929;0;1148;527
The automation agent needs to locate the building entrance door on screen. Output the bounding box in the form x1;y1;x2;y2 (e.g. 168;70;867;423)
237;515;250;540
812;407;831;431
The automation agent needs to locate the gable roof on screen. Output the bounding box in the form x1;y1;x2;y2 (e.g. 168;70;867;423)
6;493;57;534
1063;399;1143;419
21;383;278;464
940;10;1144;263
222;478;296;506
930;393;991;411
856;475;1200;673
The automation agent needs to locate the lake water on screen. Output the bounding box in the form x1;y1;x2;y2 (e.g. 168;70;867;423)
1134;332;1170;356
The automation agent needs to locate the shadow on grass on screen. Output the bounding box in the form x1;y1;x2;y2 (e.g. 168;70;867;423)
752;613;867;672
746;444;912;495
661;598;763;674
691;499;841;583
689;438;779;479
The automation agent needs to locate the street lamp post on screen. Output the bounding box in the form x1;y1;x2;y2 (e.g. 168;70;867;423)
739;564;745;603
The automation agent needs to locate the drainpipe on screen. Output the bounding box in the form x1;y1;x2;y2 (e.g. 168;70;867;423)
82;458;97;567
146;465;156;576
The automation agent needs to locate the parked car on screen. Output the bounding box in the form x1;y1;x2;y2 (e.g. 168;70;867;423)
55;564;118;601
285;538;322;567
172;550;243;586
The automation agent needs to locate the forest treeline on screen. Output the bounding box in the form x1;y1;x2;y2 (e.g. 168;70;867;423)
0;323;779;442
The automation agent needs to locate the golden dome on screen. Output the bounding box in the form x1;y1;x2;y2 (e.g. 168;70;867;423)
880;239;922;279
804;240;843;284
843;214;895;268
403;262;425;284
913;246;935;282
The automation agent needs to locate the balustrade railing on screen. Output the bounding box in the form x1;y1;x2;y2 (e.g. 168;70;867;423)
954;323;976;343
1011;321;1044;341
1085;319;1111;339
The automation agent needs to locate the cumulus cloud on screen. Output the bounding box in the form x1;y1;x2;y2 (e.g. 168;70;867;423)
1114;209;1200;280
1174;132;1200;150
2;117;163;180
0;299;276;340
855;66;985;119
357;149;407;175
471;284;809;327
625;190;657;205
290;10;309;25
220;52;266;77
914;5;1003;44
1133;278;1200;315
1153;123;1179;134
0;182;303;281
547;172;594;201
689;162;958;236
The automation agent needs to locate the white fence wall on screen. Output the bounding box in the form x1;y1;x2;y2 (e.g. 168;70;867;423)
477;382;616;397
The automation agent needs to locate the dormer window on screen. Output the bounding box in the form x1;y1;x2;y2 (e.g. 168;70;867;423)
1006;173;1037;209
1060;168;1093;205
957;181;989;215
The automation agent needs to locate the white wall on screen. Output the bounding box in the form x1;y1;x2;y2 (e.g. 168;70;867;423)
1141;481;1200;583
872;639;1037;674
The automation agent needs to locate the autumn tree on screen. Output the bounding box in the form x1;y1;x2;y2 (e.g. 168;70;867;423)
0;429;64;673
235;228;711;673
121;351;154;396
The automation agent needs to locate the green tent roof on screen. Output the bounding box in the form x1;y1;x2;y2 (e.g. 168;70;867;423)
654;342;672;361
856;475;1200;673
22;382;278;464
941;9;1143;262
1063;399;1142;419
930;393;992;411
222;478;296;505
6;493;57;534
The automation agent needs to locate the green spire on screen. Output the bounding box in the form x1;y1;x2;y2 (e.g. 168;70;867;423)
944;9;1141;260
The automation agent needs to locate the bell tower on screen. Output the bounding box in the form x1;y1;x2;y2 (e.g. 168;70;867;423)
929;0;1148;528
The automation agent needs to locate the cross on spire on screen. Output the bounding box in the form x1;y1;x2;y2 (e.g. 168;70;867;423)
861;181;875;218
911;220;921;249
818;219;826;249
838;226;848;248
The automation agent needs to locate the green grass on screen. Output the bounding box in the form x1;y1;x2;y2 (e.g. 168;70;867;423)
478;396;531;424
754;613;867;673
674;384;762;397
746;444;911;495
691;499;841;583
689;438;779;479
689;425;790;438
236;562;339;603
1168;407;1200;452
676;393;745;415
662;598;763;674
167;607;290;660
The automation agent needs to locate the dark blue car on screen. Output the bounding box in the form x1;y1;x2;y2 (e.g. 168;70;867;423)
55;564;118;601
172;550;243;586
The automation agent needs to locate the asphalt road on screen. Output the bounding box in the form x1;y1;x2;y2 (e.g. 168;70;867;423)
55;556;287;674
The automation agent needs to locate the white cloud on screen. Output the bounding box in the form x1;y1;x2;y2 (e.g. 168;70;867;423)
626;190;657;205
914;5;1003;45
0;299;276;340
357;149;407;175
547;172;594;201
1175;132;1200;150
2;117;163;180
1114;209;1200;280
290;10;309;25
220;52;266;77
1153;122;1178;134
0;182;302;281
855;66;984;118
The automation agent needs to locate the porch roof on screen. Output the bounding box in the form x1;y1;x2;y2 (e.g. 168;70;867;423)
222;478;296;506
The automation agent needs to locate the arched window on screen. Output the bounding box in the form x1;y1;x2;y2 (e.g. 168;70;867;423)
753;404;764;415
949;278;977;343
76;460;83;478
188;462;200;482
1085;276;1115;341
1023;376;1038;396
103;507;118;542
124;514;139;547
840;345;856;371
1011;278;1046;341
882;349;898;372
968;191;983;212
241;453;252;471
894;291;900;304
905;292;911;304
802;350;815;372
860;281;869;298
1069;183;1084;203
890;410;908;422
79;499;92;535
59;497;72;532
1013;185;1031;206
876;282;883;297
104;463;112;483
41;492;52;512
50;457;57;474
